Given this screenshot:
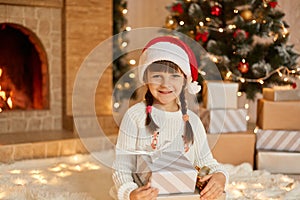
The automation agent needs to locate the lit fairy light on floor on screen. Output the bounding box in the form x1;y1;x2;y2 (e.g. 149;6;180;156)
48;166;62;172
29;170;41;174
9;169;21;174
31;174;48;184
0;191;6;199
226;173;298;199
13;178;27;186
69;165;82;172
56;171;72;177
82;162;101;170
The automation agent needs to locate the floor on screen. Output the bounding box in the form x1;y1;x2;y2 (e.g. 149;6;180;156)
0;151;299;200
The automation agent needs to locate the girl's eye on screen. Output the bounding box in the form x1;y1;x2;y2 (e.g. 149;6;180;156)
151;75;161;78
172;74;182;78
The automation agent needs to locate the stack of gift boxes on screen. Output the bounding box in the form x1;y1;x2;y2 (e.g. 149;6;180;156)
200;81;256;167
256;84;300;174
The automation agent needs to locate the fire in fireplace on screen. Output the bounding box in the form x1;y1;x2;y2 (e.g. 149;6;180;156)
0;23;49;112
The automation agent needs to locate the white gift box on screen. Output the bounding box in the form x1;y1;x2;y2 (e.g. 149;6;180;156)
256;150;300;174
203;81;239;109
256;129;300;152
135;151;197;195
207;109;247;134
263;87;300;101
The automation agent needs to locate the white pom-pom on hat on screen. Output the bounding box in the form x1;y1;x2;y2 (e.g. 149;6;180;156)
138;36;201;94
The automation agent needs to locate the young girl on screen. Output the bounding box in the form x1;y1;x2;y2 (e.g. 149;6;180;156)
112;36;227;200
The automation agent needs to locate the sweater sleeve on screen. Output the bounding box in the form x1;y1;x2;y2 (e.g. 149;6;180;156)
112;108;140;200
191;112;229;183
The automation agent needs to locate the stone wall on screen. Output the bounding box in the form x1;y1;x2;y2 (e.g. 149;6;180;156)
65;0;118;135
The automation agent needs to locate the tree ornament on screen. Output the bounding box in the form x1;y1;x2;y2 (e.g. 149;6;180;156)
172;3;184;15
188;3;202;17
233;29;249;41
211;5;222;16
195;31;209;43
240;9;253;22
251;61;271;78
238;60;249;73
254;9;265;23
268;1;278;8
165;15;177;29
292;82;297;89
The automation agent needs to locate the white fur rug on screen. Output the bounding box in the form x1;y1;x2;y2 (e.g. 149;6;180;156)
0;154;299;200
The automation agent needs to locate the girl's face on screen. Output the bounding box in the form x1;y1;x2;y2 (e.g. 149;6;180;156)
145;62;185;110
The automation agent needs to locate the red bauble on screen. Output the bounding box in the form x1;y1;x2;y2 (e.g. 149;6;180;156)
172;3;184;14
211;5;222;16
233;29;249;39
238;61;249;73
268;1;278;8
292;82;297;89
195;31;209;43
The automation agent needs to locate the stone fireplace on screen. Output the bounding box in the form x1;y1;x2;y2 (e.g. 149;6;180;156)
0;23;49;111
0;0;118;137
0;2;62;133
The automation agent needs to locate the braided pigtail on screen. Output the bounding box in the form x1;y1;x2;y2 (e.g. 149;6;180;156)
145;89;159;131
180;86;194;149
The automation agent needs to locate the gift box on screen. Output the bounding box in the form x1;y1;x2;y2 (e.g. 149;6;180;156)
157;190;226;200
136;151;197;195
256;150;300;174
263;87;300;101
256;99;300;130
256;129;300;152
207;131;256;166
200;108;247;133
202;81;239;109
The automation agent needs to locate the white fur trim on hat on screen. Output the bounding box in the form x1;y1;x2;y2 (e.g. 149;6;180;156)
138;42;191;82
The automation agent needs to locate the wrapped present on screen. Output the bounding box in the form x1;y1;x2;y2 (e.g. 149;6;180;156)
157;190;200;200
207;131;256;166
257;99;300;130
205;108;247;134
203;81;239;109
257;150;300;174
256;129;300;152
136;151;197;195
263;87;300;101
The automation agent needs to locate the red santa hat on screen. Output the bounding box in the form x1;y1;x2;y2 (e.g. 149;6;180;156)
138;36;201;94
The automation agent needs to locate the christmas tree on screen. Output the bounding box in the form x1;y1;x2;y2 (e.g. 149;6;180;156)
113;0;137;109
164;0;299;99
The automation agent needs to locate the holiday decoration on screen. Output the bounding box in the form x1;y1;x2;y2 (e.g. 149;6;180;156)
164;0;299;99
263;87;300;101
240;9;253;21
238;60;249;73
195;31;209;43
210;5;222;16
233;29;249;41
113;0;138;110
195;166;210;191
257;151;300;173
257;99;300;130
172;3;184;15
256;129;300;152
203;81;239;109
268;1;278;8
136;151;197;194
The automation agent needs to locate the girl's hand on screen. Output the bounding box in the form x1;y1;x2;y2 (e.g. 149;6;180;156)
199;172;226;200
130;182;159;200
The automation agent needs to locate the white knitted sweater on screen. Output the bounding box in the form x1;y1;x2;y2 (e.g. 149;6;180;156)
112;102;228;200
